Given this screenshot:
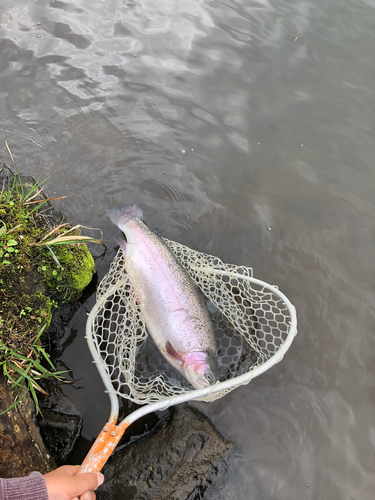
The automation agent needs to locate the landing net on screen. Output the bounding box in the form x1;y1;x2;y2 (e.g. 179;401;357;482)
86;239;297;404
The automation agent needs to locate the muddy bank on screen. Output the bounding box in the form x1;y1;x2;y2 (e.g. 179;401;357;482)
0;373;55;477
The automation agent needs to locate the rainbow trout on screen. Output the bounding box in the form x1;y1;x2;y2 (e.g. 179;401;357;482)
107;204;218;389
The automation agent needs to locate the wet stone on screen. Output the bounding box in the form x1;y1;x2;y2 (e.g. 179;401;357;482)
46;300;81;348
38;394;83;465
97;404;234;500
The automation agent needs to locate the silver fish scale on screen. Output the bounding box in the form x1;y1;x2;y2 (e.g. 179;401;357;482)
130;220;216;356
91;239;294;404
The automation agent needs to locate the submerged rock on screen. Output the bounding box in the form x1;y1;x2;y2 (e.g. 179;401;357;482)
97;404;234;500
38;393;83;465
47;300;81;347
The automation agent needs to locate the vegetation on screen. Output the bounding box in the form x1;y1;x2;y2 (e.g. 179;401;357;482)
0;325;64;413
0;150;101;413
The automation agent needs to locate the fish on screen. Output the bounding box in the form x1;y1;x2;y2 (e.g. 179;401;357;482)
107;203;218;389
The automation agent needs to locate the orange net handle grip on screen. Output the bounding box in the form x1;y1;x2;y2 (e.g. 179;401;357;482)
77;421;129;474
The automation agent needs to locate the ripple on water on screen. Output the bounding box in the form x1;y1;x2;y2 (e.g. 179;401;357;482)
1;0;375;499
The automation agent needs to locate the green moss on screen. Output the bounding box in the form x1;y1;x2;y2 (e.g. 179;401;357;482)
0;180;96;346
0;170;95;413
68;245;95;292
40;240;95;301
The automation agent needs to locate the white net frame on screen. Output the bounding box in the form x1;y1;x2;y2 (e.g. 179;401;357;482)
86;239;297;405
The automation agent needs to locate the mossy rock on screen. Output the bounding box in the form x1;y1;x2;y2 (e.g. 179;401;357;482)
41;241;95;301
64;244;95;296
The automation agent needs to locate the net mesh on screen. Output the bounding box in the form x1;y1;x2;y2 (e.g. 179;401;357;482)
90;239;294;404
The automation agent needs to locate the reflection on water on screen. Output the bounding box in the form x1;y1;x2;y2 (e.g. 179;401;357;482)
1;0;375;498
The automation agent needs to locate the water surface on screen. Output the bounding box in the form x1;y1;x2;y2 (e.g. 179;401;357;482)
1;0;375;498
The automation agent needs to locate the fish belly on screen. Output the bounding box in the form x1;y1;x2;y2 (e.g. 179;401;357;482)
124;221;215;370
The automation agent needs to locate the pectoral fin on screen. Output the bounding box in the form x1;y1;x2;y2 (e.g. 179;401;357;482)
165;341;182;361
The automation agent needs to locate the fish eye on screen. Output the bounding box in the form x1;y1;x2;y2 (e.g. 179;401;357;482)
205;372;215;384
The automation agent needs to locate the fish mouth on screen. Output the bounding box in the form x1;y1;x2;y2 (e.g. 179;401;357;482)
196;371;216;388
196;377;211;388
181;351;218;389
182;369;213;389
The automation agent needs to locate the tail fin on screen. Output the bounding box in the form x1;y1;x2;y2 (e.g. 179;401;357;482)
107;203;143;228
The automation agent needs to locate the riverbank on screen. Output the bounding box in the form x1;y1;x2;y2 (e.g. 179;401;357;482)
0;164;96;475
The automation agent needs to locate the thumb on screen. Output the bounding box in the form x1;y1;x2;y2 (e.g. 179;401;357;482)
70;472;104;496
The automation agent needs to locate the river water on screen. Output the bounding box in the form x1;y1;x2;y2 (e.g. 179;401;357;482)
1;0;375;498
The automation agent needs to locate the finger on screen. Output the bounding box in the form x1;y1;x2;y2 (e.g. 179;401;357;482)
52;464;81;477
70;472;104;496
80;491;96;500
63;465;81;476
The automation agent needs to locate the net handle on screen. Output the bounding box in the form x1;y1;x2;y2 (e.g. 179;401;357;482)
78;420;129;474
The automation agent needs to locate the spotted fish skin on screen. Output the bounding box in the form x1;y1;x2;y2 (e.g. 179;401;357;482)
107;204;218;389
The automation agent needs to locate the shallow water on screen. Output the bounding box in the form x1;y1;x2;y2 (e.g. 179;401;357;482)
1;0;375;498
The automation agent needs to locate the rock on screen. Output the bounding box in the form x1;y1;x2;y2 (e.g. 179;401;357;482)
38;393;83;465
96;404;234;500
46;300;81;347
0;374;56;477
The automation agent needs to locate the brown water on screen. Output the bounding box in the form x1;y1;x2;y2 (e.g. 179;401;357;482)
1;0;375;498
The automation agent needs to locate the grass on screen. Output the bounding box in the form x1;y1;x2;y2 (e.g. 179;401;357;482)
0;325;66;415
0;143;103;413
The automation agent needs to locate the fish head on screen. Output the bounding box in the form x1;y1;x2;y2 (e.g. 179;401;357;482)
181;350;218;390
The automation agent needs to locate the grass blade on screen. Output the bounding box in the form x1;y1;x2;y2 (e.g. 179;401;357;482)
36;235;103;246
5;141;15;164
33;324;47;345
27;198;49;216
22;170;57;203
28;380;43;416
0;391;27;415
33;346;56;370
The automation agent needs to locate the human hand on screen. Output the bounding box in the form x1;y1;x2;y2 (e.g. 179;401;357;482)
44;465;104;500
